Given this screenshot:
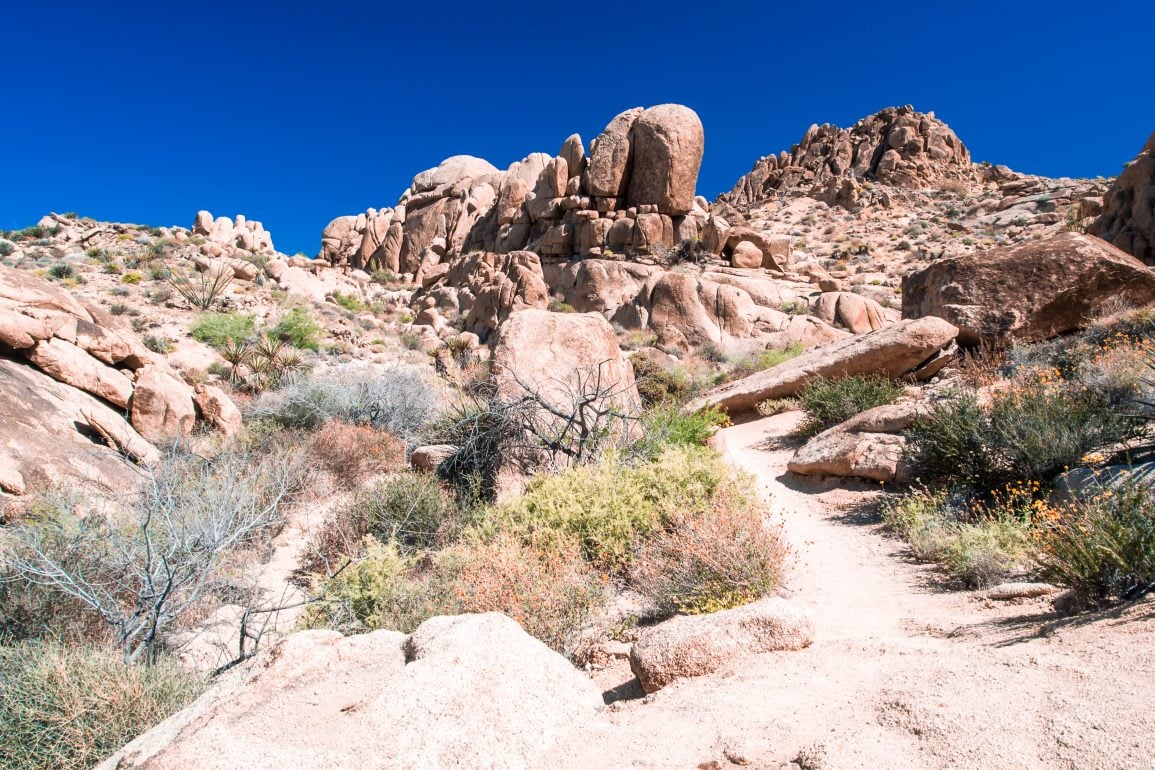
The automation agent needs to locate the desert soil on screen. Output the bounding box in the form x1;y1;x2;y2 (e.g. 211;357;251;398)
550;411;1155;769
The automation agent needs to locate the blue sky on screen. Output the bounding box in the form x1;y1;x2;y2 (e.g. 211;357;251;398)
3;0;1152;255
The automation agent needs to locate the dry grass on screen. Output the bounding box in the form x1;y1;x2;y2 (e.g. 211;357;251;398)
306;420;405;489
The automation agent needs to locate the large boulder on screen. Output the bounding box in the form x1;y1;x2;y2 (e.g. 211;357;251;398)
130;364;197;440
0;356;150;496
1090;131;1155;265
629;598;814;693
902;233;1155;346
98;614;602;770
410;155;499;195
492;309;640;418
626;104;705;216
586;107;643;198
787;402;925;482
686;317;958;414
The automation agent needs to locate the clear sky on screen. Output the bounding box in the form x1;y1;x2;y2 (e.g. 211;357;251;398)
3;0;1152;255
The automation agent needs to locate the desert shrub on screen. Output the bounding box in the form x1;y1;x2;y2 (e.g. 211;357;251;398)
271;307;322;350
492;445;731;572
0;641;204;770
47;263;75;280
637;405;728;458
698;341;728;364
247;366;437;443
167;267;232;310
121;271;143;284
329;291;364;312
305;420;405;489
400;329;423;349
547;297;576;314
882;488;1034;587
631;487;786;615
631;353;720;407
1039;483;1155;604
4;444;305;663
446;533;606;654
907;375;1142;493
190;312;255;349
756;398;797;417
357;472;457;553
778;299;810;315
726;343;804;381
797;375;903;437
302;537;454;636
142;334;175;354
0;241;15;257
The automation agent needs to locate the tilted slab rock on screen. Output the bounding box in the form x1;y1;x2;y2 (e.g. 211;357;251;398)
788;403;926;482
27;336;135;408
902;232;1155;346
629;597;814;693
686;317;958;414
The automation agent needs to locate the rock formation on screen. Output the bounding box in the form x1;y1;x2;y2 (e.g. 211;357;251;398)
686;317;958;415
98;614;603;770
787;402;925;482
0;264;239;494
902;232;1155;345
722;105;975;208
1091;131;1155;265
192;210;275;255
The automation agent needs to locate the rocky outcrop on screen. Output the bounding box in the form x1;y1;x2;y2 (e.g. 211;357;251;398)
1091;131;1155;265
99;614;603;770
320;105;710;271
629;598;814;693
0;265;239;491
901;233;1155;345
192;210;275;254
686;317;958;414
722;106;974;208
788;402;924;482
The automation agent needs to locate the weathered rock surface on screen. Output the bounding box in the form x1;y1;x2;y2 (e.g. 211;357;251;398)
686;317;958;414
723;105;973;208
626;104;705;216
410;444;457;473
0;355;147;496
1091;131;1155;265
629;598;814;693
902;233;1155;345
99;614;603;770
788;402;924;482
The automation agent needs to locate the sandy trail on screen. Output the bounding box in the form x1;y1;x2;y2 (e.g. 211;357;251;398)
551;412;1155;769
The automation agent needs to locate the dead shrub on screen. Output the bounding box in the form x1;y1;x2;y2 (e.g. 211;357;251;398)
306;420;405;488
631;489;787;615
446;533;607;655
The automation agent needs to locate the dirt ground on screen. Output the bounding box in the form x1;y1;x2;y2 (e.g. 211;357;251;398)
548;412;1155;769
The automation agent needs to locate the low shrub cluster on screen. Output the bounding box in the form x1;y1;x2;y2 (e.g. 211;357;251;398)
248;365;437;443
797;375;904;437
305;420;405;489
305;445;785;655
0;641;204;770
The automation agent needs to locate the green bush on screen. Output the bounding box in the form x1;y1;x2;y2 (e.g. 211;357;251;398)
631;353;720;407
0;641;203;770
120;271;143;284
492;445;732;571
271;307;322;350
190;312;255;349
907;378;1141;493
1039;483;1155;604
330;292;364;312
881;489;1033;587
638;405;728;458
47;263;75;280
797;375;903;437
726;343;804;381
357;472;458;553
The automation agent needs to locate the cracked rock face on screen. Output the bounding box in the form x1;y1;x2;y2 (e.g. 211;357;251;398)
722;105;973;207
1091;131;1155;265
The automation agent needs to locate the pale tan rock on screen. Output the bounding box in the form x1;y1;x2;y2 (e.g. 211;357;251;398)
130;364;197;439
812;292;887;334
731;240;763;269
193;384;242;436
629;598;814;693
626;104;705;216
99;614;602;770
80;408;160;464
27;337;134;408
410;444;457;473
587;107;643;198
787;402;925;482
686;317;958;414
